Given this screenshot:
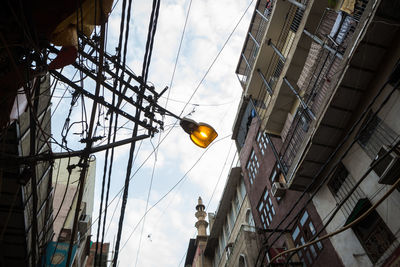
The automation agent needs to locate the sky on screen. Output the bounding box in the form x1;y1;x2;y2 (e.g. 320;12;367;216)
51;0;255;266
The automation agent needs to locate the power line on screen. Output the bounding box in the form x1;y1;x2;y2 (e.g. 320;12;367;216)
179;0;255;117
205;141;235;210
268;174;400;265
256;58;400;267
112;0;161;264
133;139;158;267
283;136;400;266
117;134;231;254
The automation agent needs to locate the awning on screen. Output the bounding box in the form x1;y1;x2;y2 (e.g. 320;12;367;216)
344;198;371;226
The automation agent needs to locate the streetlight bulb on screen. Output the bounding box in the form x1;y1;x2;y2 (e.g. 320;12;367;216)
179;118;218;148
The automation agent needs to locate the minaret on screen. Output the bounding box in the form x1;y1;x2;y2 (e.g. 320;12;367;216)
195;196;208;236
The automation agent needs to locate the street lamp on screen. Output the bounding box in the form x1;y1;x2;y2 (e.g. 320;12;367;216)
180;117;218;148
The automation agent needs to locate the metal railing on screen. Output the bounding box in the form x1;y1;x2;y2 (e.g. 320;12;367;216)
358;112;398;160
238;0;275;89
278;1;370;177
254;2;307;127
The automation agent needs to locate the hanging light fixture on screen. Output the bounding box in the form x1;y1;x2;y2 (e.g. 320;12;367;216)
179;117;218;148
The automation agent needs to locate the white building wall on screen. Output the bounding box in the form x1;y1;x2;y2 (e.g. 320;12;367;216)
313;86;400;266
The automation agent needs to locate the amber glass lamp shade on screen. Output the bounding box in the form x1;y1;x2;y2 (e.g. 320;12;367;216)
190;123;218;148
180;118;218;148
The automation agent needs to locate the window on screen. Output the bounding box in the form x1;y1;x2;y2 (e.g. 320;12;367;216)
348;199;395;263
234;193;240;216
219;230;226;258
239;178;247;201
246;150;259;185
238;254;247;267
327;162;349;195
246;209;255;228
258;189;275;229
228;208;235;232
291;211;323;266
224;220;230;241
256;131;269;155
358;111;397;159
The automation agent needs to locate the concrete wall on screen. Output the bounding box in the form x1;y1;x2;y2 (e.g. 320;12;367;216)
312;33;400;266
52;156;96;241
313;87;400;266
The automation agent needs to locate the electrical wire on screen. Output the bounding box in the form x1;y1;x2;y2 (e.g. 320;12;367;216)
133;139;158;267
205;141;235;210
268;174;400;265
166;0;193;106
129;2;195;259
256;52;400;267
112;0;161;264
105;1;256;262
179;0;255;117
116;134;231;254
96;0;131;263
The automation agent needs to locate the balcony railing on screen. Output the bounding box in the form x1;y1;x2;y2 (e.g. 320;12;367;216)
254;3;305;125
278;2;369;177
237;0;275;89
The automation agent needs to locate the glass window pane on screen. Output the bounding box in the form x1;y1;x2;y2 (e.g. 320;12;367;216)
292;226;300;241
258;203;264;212
271;170;277;182
309;221;316;235
300;211;309;226
240;179;246;199
306;251;313;265
310;245;317;258
297;250;302;259
317;241;323;250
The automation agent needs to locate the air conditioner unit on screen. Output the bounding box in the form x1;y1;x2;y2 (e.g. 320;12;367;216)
271;182;287;197
78;214;91;238
372;146;400;185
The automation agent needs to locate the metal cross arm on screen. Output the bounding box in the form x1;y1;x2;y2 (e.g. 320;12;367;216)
80;34;158;96
48;45;156;108
0;134;150;165
50;70;158;133
76;47;156;104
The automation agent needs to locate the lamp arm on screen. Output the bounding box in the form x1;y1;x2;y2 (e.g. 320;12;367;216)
154;104;182;120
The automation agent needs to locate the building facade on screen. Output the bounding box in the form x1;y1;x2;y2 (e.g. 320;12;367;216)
233;0;400;266
44;156;97;267
0;75;54;266
184;167;260;267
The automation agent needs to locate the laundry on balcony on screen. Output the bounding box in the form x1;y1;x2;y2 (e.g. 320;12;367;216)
329;11;356;46
340;0;357;15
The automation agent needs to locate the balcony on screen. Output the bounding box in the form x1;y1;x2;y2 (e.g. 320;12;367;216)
276;0;400;190
236;0;275;90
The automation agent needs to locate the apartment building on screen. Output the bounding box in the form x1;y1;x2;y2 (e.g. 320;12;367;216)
43;156;96;267
232;0;400;265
